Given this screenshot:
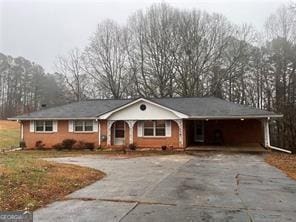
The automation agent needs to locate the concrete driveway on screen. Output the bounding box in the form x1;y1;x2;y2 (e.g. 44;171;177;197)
34;153;296;222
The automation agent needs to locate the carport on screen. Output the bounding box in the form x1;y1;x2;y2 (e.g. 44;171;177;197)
184;118;270;151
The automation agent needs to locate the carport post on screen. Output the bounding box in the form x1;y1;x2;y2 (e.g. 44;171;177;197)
263;118;270;148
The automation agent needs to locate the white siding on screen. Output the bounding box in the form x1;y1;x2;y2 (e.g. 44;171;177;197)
108;101;180;120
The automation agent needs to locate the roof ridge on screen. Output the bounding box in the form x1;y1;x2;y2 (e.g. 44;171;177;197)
84;98;133;101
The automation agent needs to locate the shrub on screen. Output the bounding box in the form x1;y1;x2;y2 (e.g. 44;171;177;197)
122;146;127;154
72;141;86;150
61;139;76;149
35;140;45;150
161;145;167;151
52;143;64;150
19;140;26;149
128;143;137;151
84;142;95;151
71;141;95;150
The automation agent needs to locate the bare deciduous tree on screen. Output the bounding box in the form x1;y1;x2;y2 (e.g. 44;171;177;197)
55;48;89;101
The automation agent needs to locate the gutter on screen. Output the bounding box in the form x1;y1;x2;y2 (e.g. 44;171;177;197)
8;111;283;121
188;115;283;119
7;117;98;121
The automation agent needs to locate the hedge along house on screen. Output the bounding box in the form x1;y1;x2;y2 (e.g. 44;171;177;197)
8;97;282;150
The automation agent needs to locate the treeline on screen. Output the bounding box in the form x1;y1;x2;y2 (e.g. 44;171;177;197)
1;3;295;150
0;53;69;118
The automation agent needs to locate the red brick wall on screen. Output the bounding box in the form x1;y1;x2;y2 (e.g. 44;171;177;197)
22;120;99;149
133;121;180;149
205;119;263;145
183;120;187;148
100;120;107;147
23;120;182;149
22;119;263;149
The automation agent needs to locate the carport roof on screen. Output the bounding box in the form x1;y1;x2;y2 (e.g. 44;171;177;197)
8;97;282;120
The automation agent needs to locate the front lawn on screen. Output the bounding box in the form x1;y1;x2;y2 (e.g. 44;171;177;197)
0;120;20;149
265;152;296;180
0;151;105;211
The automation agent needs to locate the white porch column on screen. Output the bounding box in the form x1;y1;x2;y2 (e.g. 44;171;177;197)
126;120;136;144
107;120;115;146
263;118;270;147
174;119;183;148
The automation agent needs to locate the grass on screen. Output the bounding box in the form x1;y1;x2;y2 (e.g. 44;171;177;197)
0;120;20;149
0;151;105;211
265;152;296;180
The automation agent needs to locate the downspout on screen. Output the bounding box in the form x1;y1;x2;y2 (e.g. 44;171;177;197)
269;145;291;154
263;118;292;154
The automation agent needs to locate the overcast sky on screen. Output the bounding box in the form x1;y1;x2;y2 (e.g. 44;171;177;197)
0;0;291;73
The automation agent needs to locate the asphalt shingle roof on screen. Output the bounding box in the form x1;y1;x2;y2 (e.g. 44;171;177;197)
152;97;277;117
10;97;280;120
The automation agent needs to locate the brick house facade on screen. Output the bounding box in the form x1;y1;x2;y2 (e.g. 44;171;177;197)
10;97;282;150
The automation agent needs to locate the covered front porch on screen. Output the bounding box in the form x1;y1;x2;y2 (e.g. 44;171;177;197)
105;119;183;149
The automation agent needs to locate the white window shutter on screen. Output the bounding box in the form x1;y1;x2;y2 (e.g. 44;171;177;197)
165;120;171;137
53;121;58;132
93;120;98;132
137;121;143;137
68;120;74;132
30;121;35;132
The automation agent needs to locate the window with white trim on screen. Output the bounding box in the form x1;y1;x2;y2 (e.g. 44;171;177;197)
143;120;166;136
35;120;53;132
74;120;93;132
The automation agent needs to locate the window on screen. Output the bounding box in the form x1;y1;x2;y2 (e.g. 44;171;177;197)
35;120;53;132
74;120;93;132
144;120;154;136
140;104;146;111
143;120;166;136
74;120;83;131
84;120;93;131
155;120;165;136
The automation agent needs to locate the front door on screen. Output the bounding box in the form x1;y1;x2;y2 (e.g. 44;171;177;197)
113;121;125;145
194;120;204;143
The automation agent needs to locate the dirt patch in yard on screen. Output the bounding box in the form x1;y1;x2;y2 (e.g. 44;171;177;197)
0;152;105;211
265;152;296;180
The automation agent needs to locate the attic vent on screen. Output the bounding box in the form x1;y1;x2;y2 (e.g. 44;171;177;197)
140;104;146;111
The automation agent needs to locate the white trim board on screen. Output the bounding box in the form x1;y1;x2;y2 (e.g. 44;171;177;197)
8;117;97;121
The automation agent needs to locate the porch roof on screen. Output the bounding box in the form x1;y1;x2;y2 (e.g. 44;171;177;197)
8;97;282;120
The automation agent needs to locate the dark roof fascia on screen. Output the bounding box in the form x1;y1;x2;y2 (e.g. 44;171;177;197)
187;114;283;119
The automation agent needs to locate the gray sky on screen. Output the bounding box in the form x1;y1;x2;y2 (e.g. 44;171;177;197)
0;0;290;73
